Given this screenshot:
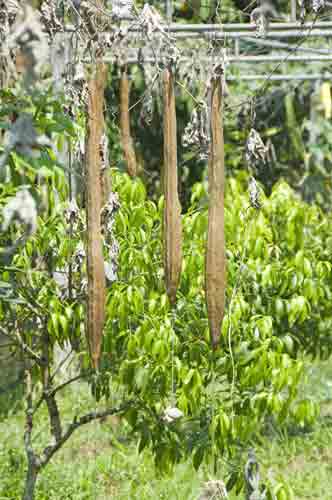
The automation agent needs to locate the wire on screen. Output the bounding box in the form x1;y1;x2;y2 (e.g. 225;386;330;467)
223;12;322;119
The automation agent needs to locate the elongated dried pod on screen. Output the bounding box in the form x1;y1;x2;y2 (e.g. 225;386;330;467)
163;67;182;306
85;62;107;369
120;66;137;177
205;75;226;350
100;132;112;206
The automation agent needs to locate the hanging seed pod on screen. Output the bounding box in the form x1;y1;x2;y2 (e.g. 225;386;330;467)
205;75;226;350
100;132;112;205
120;66;137;177
85;62;107;370
163;67;182;306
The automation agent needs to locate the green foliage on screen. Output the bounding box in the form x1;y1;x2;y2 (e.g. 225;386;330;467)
2;363;332;500
1;83;332;497
94;171;330;492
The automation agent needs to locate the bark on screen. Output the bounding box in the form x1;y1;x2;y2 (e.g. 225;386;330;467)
120;67;137;177
0;56;8;89
162;67;182;306
85;61;107;369
23;369;39;500
41;331;62;442
39;400;135;468
205;76;227;350
23;463;38;500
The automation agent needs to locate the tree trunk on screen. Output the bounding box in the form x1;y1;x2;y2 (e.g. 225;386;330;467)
23;463;38;500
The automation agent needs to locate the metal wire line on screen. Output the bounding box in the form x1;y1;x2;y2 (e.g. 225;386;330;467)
64;19;332;34
144;20;332;31
241;37;331;55
64;2;332;68
226;73;332;80
217;13;321;116
106;50;332;63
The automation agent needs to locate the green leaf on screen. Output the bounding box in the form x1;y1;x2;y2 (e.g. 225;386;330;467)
193;446;205;470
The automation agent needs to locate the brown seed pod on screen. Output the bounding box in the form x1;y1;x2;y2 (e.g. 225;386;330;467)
85;62;107;369
120;67;137;177
205;76;227;350
100;133;112;206
162;67;182;306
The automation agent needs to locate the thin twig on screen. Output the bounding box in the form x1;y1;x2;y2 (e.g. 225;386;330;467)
0;325;44;366
39;399;136;467
33;373;89;415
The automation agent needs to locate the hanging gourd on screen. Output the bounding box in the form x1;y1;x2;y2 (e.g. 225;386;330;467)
120;66;137;177
100;130;112;206
85;61;107;369
162;67;182;306
205;73;227;349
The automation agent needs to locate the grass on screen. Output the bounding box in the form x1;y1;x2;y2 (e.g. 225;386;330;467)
1;360;332;499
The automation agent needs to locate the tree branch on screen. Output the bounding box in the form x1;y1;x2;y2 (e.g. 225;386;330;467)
50;373;91;397
24;369;36;467
50;346;74;382
41;330;62;443
45;394;62;443
33;373;91;415
15;331;45;366
0;325;44;366
39;399;136;468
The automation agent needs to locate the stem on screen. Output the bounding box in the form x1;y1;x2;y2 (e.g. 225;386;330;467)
23;369;39;500
33;373;90;416
39;400;135;467
41;330;62;443
0;327;43;366
22;463;38;500
68;138;73;303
